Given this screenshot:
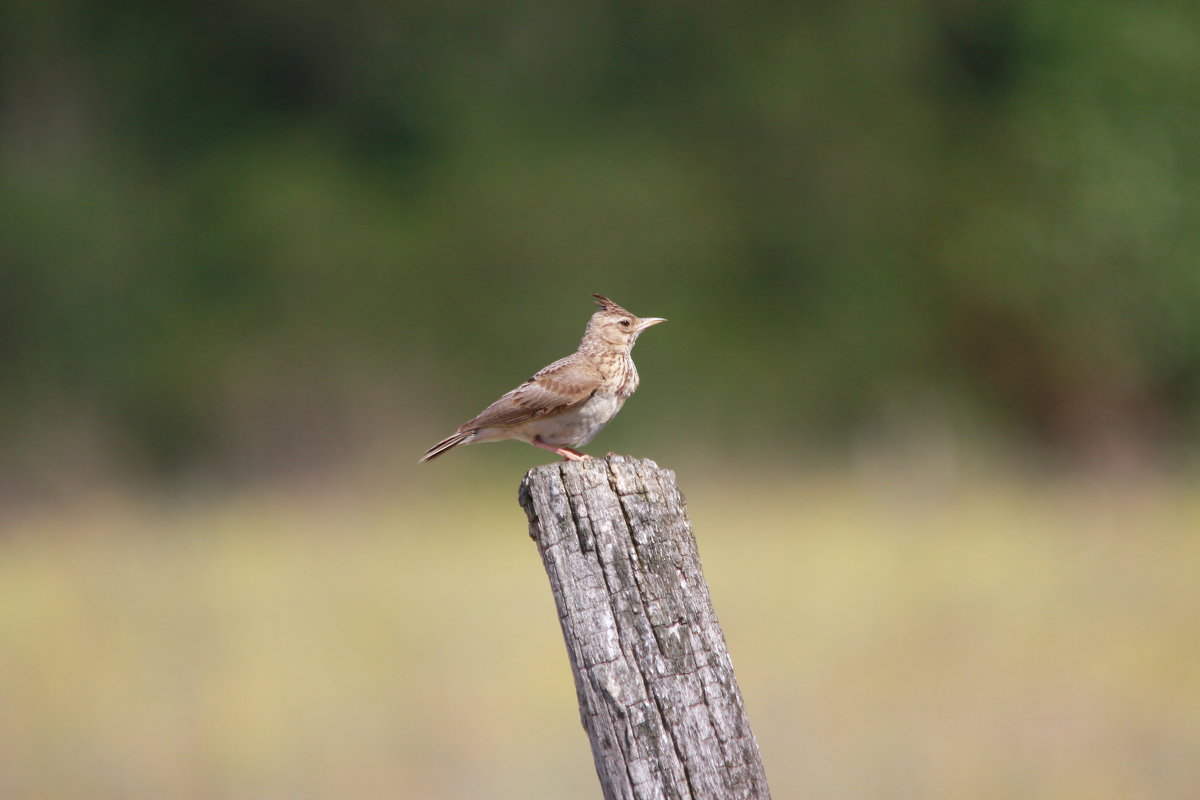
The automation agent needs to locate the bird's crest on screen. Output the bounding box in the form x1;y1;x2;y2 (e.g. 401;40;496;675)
592;294;634;316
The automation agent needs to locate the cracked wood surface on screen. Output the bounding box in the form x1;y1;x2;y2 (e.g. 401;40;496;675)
518;455;771;800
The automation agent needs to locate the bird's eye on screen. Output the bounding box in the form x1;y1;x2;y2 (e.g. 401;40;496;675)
619;319;632;327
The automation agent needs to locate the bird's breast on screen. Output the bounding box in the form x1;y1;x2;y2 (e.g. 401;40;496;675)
601;353;639;399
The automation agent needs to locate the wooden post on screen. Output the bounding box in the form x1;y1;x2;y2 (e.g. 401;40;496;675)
518;455;771;800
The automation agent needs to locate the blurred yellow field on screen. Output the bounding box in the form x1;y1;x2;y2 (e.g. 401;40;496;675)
1;467;1198;800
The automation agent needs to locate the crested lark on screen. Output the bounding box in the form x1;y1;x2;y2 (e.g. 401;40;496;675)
420;294;666;462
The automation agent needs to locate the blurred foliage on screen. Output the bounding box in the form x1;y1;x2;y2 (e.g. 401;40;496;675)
3;1;1200;483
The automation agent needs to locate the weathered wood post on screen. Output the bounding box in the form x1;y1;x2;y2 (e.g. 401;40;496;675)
518;455;771;800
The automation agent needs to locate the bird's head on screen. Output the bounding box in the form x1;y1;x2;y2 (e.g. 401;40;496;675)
587;294;666;348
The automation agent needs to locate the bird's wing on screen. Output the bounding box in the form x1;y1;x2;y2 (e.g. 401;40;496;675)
461;358;602;431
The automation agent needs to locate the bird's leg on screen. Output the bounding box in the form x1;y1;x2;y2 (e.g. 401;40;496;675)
531;438;592;460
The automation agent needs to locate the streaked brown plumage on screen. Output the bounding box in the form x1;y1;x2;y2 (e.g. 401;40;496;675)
420;294;666;462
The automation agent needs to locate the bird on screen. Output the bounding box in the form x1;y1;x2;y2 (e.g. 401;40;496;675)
420;294;666;462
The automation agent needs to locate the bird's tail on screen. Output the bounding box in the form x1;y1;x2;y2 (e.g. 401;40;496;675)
419;431;473;462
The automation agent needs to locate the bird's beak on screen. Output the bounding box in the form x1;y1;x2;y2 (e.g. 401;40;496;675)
637;317;667;331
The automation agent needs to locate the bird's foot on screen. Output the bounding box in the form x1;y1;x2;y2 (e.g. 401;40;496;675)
531;438;591;461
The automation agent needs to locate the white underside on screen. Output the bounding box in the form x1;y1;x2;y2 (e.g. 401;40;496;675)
473;392;625;448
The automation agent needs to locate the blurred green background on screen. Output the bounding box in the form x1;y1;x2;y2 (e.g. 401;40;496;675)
2;2;1199;798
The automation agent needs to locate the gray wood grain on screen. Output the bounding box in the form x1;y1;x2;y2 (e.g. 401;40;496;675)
518;455;771;800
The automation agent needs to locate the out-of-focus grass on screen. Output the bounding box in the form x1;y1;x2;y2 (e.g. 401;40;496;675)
1;467;1198;800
